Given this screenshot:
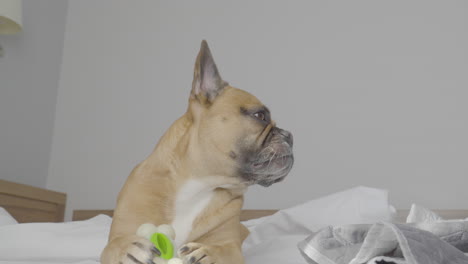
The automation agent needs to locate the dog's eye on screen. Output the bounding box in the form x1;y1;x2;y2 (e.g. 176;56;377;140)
253;111;266;121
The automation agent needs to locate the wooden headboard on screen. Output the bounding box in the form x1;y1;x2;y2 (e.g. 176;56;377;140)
73;209;278;222
0;179;67;223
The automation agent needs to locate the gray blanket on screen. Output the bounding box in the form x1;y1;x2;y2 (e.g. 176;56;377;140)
298;208;468;264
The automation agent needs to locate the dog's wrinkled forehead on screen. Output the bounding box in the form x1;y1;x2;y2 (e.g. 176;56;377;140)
209;88;265;114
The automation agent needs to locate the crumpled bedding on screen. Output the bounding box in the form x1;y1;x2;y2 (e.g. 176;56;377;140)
243;186;394;264
298;205;468;264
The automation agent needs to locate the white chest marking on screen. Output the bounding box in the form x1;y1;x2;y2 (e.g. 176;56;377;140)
171;179;214;247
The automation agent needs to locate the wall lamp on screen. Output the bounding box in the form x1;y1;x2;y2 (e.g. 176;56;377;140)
0;0;23;56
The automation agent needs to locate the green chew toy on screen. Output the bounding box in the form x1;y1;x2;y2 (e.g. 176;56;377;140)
136;223;182;264
150;233;174;260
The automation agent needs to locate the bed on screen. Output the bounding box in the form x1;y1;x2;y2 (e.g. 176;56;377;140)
1;180;468;264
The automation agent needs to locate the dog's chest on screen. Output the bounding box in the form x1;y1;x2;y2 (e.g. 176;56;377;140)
171;179;214;247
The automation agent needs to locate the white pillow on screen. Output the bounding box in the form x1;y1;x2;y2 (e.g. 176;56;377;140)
242;186;395;264
0;214;111;262
0;207;18;226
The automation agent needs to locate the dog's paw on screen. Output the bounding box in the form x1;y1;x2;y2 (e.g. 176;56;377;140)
178;243;217;264
119;237;160;264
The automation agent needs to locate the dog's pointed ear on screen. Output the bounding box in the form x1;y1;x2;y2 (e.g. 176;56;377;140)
191;40;228;104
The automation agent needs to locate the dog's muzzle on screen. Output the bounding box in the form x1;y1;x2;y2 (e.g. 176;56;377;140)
242;127;294;187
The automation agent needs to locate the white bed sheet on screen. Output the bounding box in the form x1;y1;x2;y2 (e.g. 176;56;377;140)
0;214;110;263
0;186;394;264
0;207;18;226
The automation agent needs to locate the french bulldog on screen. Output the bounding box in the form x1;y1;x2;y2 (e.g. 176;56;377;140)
101;40;294;264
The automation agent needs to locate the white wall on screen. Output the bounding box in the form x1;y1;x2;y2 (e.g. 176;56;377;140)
0;0;68;188
49;0;468;220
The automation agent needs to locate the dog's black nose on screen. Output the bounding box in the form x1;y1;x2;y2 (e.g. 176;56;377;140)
272;127;293;147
